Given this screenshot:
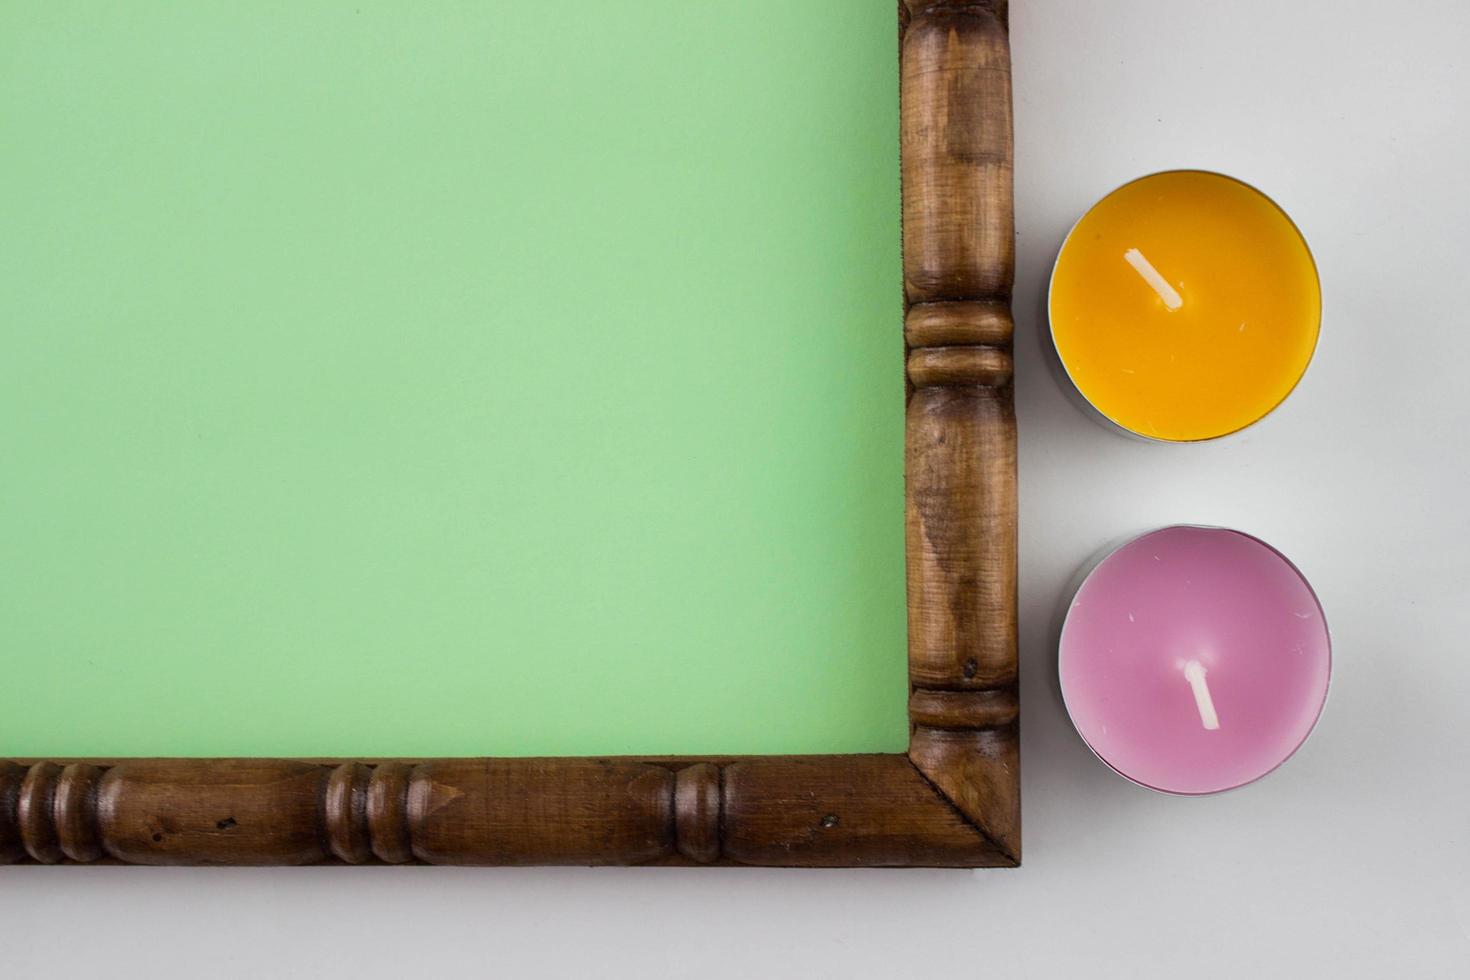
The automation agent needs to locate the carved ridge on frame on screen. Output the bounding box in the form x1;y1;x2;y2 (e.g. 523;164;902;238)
900;0;1020;864
0;756;1011;867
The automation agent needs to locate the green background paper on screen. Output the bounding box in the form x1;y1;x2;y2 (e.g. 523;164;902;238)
0;1;906;756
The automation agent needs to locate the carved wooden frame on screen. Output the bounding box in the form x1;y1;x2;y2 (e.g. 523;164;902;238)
1;1;1017;868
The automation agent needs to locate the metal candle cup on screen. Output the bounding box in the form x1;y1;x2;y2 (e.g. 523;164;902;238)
1058;526;1331;795
1048;170;1322;442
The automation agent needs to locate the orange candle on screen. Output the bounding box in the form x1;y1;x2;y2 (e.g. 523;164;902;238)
1049;171;1321;441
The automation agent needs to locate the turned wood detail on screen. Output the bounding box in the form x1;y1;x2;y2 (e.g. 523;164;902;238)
0;756;1011;867
0;759;722;867
673;762;722;864
900;0;1020;863
908;688;1018;730
900;1;1014;304
901;0;1017;689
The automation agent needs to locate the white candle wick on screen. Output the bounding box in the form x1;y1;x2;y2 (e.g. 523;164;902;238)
1182;660;1221;731
1124;248;1184;310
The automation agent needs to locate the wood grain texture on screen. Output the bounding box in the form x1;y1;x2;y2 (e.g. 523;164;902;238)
910;727;1020;860
905;299;1013;347
902;0;1021;863
0;755;1011;867
908;688;1018;730
901;0;1014;303
906;385;1018;690
721;755;1010;867
407;759;674;866
0;761;26;863
0;1;1019;869
674;762;722;864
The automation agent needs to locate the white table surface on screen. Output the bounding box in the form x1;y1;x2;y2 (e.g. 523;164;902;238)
4;1;1466;976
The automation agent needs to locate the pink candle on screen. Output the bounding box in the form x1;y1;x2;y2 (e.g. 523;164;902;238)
1059;526;1331;794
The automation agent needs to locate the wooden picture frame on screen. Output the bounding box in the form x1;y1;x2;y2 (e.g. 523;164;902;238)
0;0;1017;869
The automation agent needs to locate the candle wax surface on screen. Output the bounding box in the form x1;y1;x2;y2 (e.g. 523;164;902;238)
1050;171;1321;441
1059;527;1330;795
